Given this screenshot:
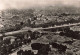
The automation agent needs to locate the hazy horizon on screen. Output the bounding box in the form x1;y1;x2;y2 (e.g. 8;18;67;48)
0;0;80;10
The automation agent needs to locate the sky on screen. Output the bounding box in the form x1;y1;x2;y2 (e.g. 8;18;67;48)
0;0;80;10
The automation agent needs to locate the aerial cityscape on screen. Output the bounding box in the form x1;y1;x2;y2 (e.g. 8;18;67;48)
0;0;80;55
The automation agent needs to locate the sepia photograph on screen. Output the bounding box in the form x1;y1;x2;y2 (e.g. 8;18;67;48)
0;0;80;55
